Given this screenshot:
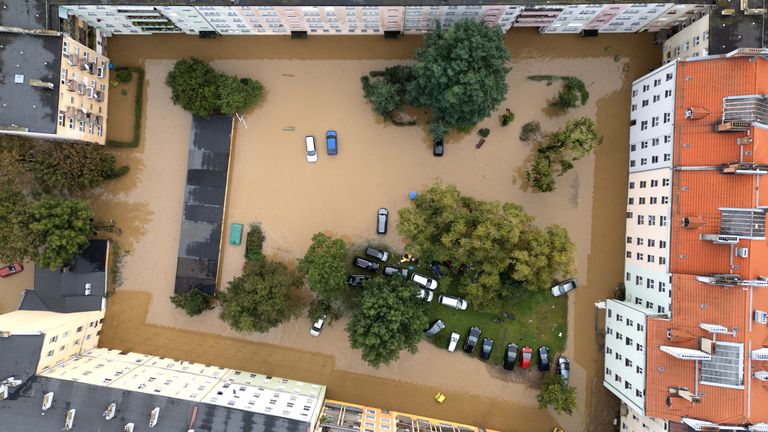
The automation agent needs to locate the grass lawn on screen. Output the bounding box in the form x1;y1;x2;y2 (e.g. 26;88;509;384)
426;282;567;367
348;243;568;368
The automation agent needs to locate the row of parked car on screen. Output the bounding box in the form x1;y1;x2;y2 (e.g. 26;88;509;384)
304;131;337;163
347;247;471;309
425;322;569;381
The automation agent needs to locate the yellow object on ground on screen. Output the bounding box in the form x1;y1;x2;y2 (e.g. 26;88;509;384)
435;392;446;403
552;428;564;432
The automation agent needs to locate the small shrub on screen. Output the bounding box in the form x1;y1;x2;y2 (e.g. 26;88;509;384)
170;288;212;317
107;165;130;179
245;223;265;262
500;109;515;127
478;128;490;138
429;120;449;142
120;89;128;96
520;121;542;142
116;68;132;83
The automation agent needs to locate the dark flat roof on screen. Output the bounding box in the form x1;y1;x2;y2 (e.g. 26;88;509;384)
25;240;107;313
52;0;712;6
1;376;310;432
709;2;767;54
175;115;232;295
0;31;60;134
0;0;47;29
0;335;43;393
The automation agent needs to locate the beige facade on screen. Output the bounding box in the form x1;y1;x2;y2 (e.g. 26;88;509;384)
662;12;710;63
56;34;110;144
0;309;104;373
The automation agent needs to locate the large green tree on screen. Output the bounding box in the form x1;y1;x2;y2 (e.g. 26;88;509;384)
297;233;349;307
510;225;575;291
27;142;124;193
27;197;93;269
408;20;510;133
171;288;212;317
219;257;302;333
166;57;265;117
398;181;575;308
347;277;429;367
0;186;35;263
537;374;577;415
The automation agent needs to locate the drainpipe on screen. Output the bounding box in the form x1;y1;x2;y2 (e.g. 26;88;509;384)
694;360;699;398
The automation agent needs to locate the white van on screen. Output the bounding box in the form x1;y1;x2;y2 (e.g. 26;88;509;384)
411;273;437;290
305;136;318;163
438;295;468;310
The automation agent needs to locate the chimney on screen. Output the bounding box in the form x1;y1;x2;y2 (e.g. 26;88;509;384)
682;216;705;229
685;106;710;120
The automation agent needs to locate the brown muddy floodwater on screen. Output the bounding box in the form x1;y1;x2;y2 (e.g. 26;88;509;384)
91;29;661;432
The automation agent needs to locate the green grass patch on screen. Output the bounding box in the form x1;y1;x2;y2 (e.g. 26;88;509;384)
106;67;145;148
425;279;567;367
348;244;567;368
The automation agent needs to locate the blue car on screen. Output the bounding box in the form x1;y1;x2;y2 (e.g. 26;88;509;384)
326;130;338;155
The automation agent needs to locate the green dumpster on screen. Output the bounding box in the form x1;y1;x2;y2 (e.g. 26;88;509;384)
229;223;243;245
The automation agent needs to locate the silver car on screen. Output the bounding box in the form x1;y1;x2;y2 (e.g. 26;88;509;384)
557;356;570;385
438;294;468;310
551;278;577;297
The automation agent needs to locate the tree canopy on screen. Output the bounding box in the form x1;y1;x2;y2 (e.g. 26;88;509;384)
408;20;510;132
0;186;35;263
537;374;577;415
219;257;303;333
297;233;349;309
27;142;125;194
27;197;94;269
347;277;429;367
398;181;575;308
171;288;212;317
166;57;264;117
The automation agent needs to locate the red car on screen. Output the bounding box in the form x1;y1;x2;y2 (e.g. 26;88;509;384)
0;262;23;278
520;346;533;369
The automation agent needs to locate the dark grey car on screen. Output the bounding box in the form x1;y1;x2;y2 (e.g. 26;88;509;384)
353;256;380;271
424;320;445;337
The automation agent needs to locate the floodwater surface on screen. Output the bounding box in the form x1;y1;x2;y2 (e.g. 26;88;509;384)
91;29;661;431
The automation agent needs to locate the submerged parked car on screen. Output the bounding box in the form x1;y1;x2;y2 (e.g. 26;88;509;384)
0;263;23;278
433;139;444;157
424;320;445;337
353;256;379;271
326;130;338;155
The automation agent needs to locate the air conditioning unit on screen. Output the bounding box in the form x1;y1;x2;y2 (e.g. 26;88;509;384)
755;310;768;325
736;247;749;258
715;235;739;244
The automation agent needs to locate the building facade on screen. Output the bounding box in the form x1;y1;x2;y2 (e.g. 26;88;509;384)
0;29;109;145
607;51;768;431
58;3;711;37
662;12;710;63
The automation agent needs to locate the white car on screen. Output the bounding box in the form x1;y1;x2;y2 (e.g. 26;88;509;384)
410;273;438;290
438;294;468;310
310;315;326;337
416;288;434;302
551;278;577;297
448;332;460;352
305;136;318;163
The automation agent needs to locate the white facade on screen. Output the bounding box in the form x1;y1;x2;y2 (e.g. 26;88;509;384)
629;61;677;173
624;264;672;315
604;300;653;415
40;347;327;428
60;4;709;36
663;13;710;63
619;403;669;432
643;4;709;32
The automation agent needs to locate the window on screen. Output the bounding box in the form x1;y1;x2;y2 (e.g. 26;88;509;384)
78;121;85;132
648;239;655;247
648;215;656;225
68;118;75;129
49;335;58;343
61;68;67;84
693;35;700;46
47;350;55;357
650;196;658;204
635;297;642;305
652;138;659;146
632;89;638;97
606;347;613;355
628;197;634;205
631;144;637;152
651;179;658;187
648;255;655;263
660;216;668;226
660;240;667;248
642;84;650;92
652;117;659;127
664;113;671;123
665;89;672;97
615;351;622;359
653;79;661;87
629;182;635;189
636;252;643;260
653;95;660;103
631;104;637;112
640;181;647;188
76;326;83;332
639;197;646;205
636;324;644;332
662;196;669;204
645;301;653;309
625;358;633;367
606;367;612;376
58;112;65;126
664;153;671;161
615;374;623;383
626;272;631;281
637;343;643;352
626;211;633;219
659;256;667;265
657;305;666;313
641;141;648;149
630;160;636;167
642;99;649;107
625;381;633;390
666;72;673;81
658;282;666;292
636;238;644;246
652;156;659;163
626;236;632;244
662;178;670;186
626;251;632;258
637;215;644;225
636;389;643;398
63;40;69;55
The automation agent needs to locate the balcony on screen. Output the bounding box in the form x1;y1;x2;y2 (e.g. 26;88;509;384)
717;94;768;132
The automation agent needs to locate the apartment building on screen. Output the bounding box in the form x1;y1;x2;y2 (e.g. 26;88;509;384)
316;399;496;432
57;3;711;37
662;13;710;63
0;28;109;145
607;52;768;431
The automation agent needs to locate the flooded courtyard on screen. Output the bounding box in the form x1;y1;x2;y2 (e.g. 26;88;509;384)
79;29;661;431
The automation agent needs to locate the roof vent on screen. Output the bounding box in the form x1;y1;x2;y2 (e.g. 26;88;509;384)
103;402;116;420
685;106;710;120
14;74;24;84
683;216;705;228
64;409;76;431
42;392;54;410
